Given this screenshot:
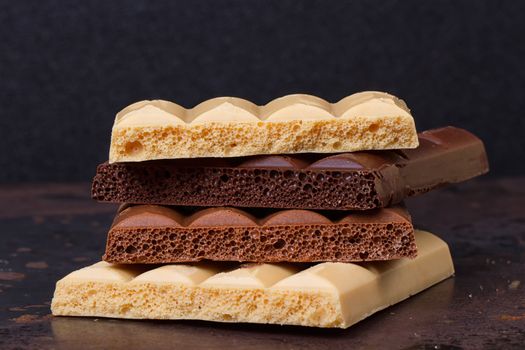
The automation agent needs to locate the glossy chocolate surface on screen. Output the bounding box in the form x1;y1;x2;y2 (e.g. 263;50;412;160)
93;127;489;210
104;205;415;263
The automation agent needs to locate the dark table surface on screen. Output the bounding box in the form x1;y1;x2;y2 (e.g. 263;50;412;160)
0;179;524;350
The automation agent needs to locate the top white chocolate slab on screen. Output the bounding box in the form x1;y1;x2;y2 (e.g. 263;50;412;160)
109;91;418;162
51;230;453;328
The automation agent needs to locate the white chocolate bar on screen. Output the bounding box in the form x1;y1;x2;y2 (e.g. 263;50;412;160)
109;91;418;162
51;230;453;328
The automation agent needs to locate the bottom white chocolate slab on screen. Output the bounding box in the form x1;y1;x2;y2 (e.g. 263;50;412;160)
51;230;454;328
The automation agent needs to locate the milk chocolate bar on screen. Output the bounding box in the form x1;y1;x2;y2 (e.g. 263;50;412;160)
109;91;418;162
103;204;415;263
52;230;454;328
93;127;489;210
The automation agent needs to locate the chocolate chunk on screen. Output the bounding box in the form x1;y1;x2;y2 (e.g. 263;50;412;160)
92;126;489;210
103;205;416;263
109;92;418;162
53;231;453;329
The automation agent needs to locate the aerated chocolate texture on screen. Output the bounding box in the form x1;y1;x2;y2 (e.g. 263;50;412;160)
103;205;416;264
109;91;418;162
53;231;453;328
93;127;489;210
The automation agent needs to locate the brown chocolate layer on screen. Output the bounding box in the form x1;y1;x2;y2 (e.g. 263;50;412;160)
103;205;416;263
92;126;489;210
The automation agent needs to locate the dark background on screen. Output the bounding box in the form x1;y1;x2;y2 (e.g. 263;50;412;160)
1;0;524;182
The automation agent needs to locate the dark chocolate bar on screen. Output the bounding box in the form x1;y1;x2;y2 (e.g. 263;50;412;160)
92;127;489;210
103;205;416;263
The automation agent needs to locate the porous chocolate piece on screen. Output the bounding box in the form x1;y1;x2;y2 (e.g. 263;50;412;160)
109;91;417;162
53;231;453;329
92;126;489;210
103;205;416;263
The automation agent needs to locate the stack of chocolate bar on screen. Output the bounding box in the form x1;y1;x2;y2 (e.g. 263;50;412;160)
52;92;489;328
